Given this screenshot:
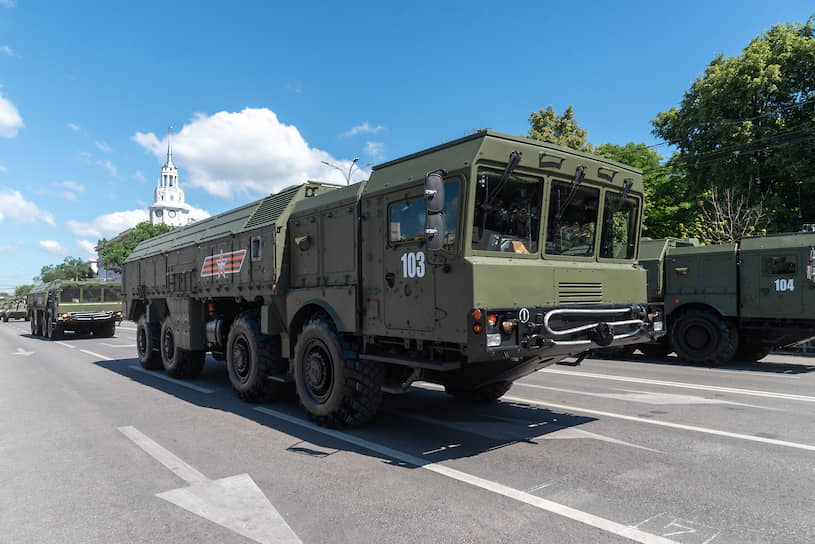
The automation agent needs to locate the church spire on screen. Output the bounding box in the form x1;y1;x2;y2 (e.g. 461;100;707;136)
165;125;175;168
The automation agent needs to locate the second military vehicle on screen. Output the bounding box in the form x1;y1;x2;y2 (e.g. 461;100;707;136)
122;130;663;427
639;234;815;363
28;280;123;339
3;298;28;322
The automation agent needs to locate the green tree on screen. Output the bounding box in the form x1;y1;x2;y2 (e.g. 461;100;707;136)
652;16;815;233
595;144;702;238
35;257;93;282
527;105;594;152
98;221;174;273
15;284;34;298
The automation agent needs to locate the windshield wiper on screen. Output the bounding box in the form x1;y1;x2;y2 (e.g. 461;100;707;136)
478;150;522;238
554;165;587;221
604;178;634;223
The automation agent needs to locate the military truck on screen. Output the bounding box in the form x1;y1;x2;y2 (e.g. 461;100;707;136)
122;130;663;427
28;280;123;339
3;298;28;322
639;234;815;363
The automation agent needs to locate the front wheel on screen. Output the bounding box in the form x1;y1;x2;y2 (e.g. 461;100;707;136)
670;309;738;364
46;308;62;340
294;316;383;428
446;380;513;402
226;310;287;403
160;315;205;379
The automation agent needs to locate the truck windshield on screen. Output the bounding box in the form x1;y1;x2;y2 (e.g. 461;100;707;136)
545;181;600;256
599;191;639;259
471;168;543;254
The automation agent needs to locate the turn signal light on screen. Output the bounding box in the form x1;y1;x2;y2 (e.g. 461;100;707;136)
473;323;483;334
487;314;497;327
472;309;482;320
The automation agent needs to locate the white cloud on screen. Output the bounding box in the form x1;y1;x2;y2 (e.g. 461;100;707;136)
0;242;19;253
133;170;146;182
95;140;112;152
67;209;149;239
0;165;6;173
1;45;17;57
0;1;16;8
342;121;385;138
76;239;97;257
133;108;367;198
55;180;85;193
40;240;68;255
0;188;55;226
67;123;80;131
364;141;385;160
97;159;117;176
0;92;24;138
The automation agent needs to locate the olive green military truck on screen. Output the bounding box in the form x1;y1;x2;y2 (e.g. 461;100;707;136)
3;298;29;322
27;280;123;339
122;130;663;427
639;234;815;363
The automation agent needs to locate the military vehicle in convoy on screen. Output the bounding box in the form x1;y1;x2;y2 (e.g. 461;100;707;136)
2;298;28;322
638;234;815;363
27;280;123;339
122;130;663;427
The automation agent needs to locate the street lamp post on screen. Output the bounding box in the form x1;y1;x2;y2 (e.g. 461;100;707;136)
321;157;370;185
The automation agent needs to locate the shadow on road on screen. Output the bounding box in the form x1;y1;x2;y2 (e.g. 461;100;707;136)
591;353;815;375
91;356;599;467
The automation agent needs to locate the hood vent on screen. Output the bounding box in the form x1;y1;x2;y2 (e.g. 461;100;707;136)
557;282;603;304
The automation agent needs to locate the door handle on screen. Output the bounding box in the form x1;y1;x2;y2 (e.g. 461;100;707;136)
385;273;395;288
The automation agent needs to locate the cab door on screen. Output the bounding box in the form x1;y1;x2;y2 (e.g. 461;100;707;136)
740;249;804;318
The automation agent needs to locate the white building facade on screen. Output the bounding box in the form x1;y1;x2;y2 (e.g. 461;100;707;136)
149;126;196;227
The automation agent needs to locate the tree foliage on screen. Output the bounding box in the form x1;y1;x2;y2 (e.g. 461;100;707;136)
35;257;93;283
15;284;34;298
98;221;174;273
528;105;594;152
652;16;815;233
698;186;769;243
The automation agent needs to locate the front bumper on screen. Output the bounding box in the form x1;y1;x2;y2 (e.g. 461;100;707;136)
58;311;123;325
466;303;664;363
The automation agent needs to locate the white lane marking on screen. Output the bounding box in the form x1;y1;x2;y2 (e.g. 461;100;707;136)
119;426;301;544
80;349;113;361
517;384;758;407
540;368;815;403
12;347;34;356
389;409;661;453
254;407;678;544
128;365;214;394
502;394;815;452
55;341;76;349
100;343;136;348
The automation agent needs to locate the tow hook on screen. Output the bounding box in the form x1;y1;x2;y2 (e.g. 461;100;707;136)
522;334;548;349
589;323;614;347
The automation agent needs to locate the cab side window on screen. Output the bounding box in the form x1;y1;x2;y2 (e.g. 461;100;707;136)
764;256;796;275
389;181;459;249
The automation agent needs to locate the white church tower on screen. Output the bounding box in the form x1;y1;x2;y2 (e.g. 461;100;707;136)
149;126;193;227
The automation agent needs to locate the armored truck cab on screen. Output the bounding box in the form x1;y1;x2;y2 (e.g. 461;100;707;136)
123;131;662;427
28;280;122;339
640;234;815;363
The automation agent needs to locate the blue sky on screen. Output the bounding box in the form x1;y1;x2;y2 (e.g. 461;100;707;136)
0;0;812;290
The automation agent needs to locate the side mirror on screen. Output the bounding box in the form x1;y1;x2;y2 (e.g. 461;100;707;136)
424;170;446;252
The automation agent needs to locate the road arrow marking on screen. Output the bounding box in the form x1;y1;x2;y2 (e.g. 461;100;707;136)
13;347;34;356
118;426;301;544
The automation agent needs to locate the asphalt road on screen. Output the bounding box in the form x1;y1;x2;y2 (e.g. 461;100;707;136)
1;319;813;543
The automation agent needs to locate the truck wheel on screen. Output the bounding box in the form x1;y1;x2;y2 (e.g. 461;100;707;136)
137;315;163;370
29;313;36;335
2;315;7;323
160;315;205;379
46;308;62;340
670;309;738;364
226;311;287;403
294;316;383;428
94;322;116;338
34;311;43;336
445;380;513;402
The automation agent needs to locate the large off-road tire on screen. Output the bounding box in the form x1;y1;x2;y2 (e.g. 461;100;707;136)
294;315;383;428
226;310;287;403
94;322;116;338
137;314;163;370
670;309;738;364
46;308;62;340
34;311;44;336
160;315;205;379
2;315;8;323
29;313;36;335
445;380;513;402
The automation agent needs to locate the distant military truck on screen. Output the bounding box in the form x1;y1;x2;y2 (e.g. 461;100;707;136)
28;280;123;339
640;234;815;363
3;299;28;322
0;299;9;321
122;130;663;427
